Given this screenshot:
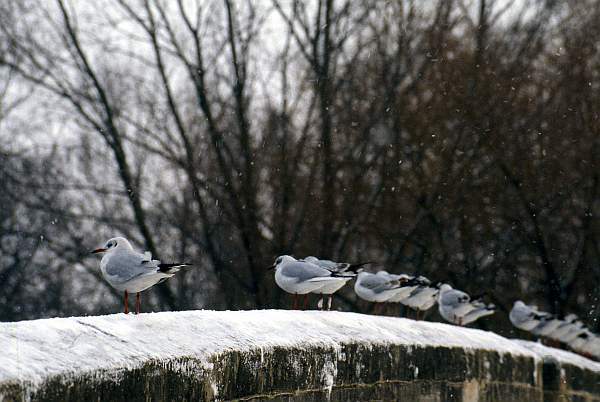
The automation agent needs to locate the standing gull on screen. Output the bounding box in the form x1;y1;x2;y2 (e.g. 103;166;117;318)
302;256;369;310
508;303;594;351
400;281;440;320
312;274;354;310
437;284;495;326
91;237;191;314
271;255;353;309
509;301;551;332
568;330;598;355
380;271;417;304
547;314;583;342
354;271;412;313
376;272;434;318
532;315;564;338
557;321;588;344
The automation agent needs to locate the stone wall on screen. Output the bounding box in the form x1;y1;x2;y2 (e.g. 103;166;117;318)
1;310;598;401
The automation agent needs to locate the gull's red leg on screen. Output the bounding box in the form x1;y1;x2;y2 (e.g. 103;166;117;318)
292;294;298;310
328;296;333;311
124;290;129;314
135;292;141;315
303;294;308;310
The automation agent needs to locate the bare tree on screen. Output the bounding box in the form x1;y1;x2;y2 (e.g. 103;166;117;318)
0;1;598;334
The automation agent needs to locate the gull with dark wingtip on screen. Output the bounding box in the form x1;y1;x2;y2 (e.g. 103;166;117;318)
271;255;355;310
91;237;191;314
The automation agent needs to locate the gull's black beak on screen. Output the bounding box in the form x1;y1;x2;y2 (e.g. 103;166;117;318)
268;264;276;271
91;248;107;254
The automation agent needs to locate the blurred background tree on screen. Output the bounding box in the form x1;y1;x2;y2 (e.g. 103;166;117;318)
0;0;598;336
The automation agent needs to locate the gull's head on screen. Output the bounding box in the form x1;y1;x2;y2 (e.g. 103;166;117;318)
564;313;579;322
397;274;412;284
414;275;431;285
436;284;453;302
439;284;452;292
269;255;295;270
91;237;133;254
357;270;372;279
513;300;525;308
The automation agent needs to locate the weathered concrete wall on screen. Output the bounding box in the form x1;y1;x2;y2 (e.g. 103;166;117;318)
1;310;599;401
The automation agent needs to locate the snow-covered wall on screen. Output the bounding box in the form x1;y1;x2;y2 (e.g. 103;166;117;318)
1;310;599;401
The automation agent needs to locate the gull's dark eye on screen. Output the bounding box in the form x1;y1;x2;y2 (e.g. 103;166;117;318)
276;257;283;265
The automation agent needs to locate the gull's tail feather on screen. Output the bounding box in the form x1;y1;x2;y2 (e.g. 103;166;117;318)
462;304;496;325
158;262;192;274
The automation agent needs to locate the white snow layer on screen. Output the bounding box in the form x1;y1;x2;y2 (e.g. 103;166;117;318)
514;339;600;373
1;310;598;388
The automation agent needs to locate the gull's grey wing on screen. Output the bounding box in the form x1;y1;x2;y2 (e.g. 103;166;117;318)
104;251;158;283
511;302;544;321
462;305;495;324
283;261;333;281
510;307;531;326
318;259;341;269
302;256;321;265
304;256;342;271
361;275;399;294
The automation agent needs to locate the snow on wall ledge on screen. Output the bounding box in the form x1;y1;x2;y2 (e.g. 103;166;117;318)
1;310;599;402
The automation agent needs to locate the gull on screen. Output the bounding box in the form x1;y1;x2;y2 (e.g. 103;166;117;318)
532;315;564;338
546;314;583;341
568;330;595;352
557;321;588;344
379;271;417;303
301;256;369;310
437;284;472;324
91;237;191;314
312;275;354;310
376;272;434;316
400;282;440;320
271;255;353;310
459;300;496;326
509;301;553;332
437;284;495;326
354;271;411;314
574;333;600;358
374;271;418;314
509;303;586;348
